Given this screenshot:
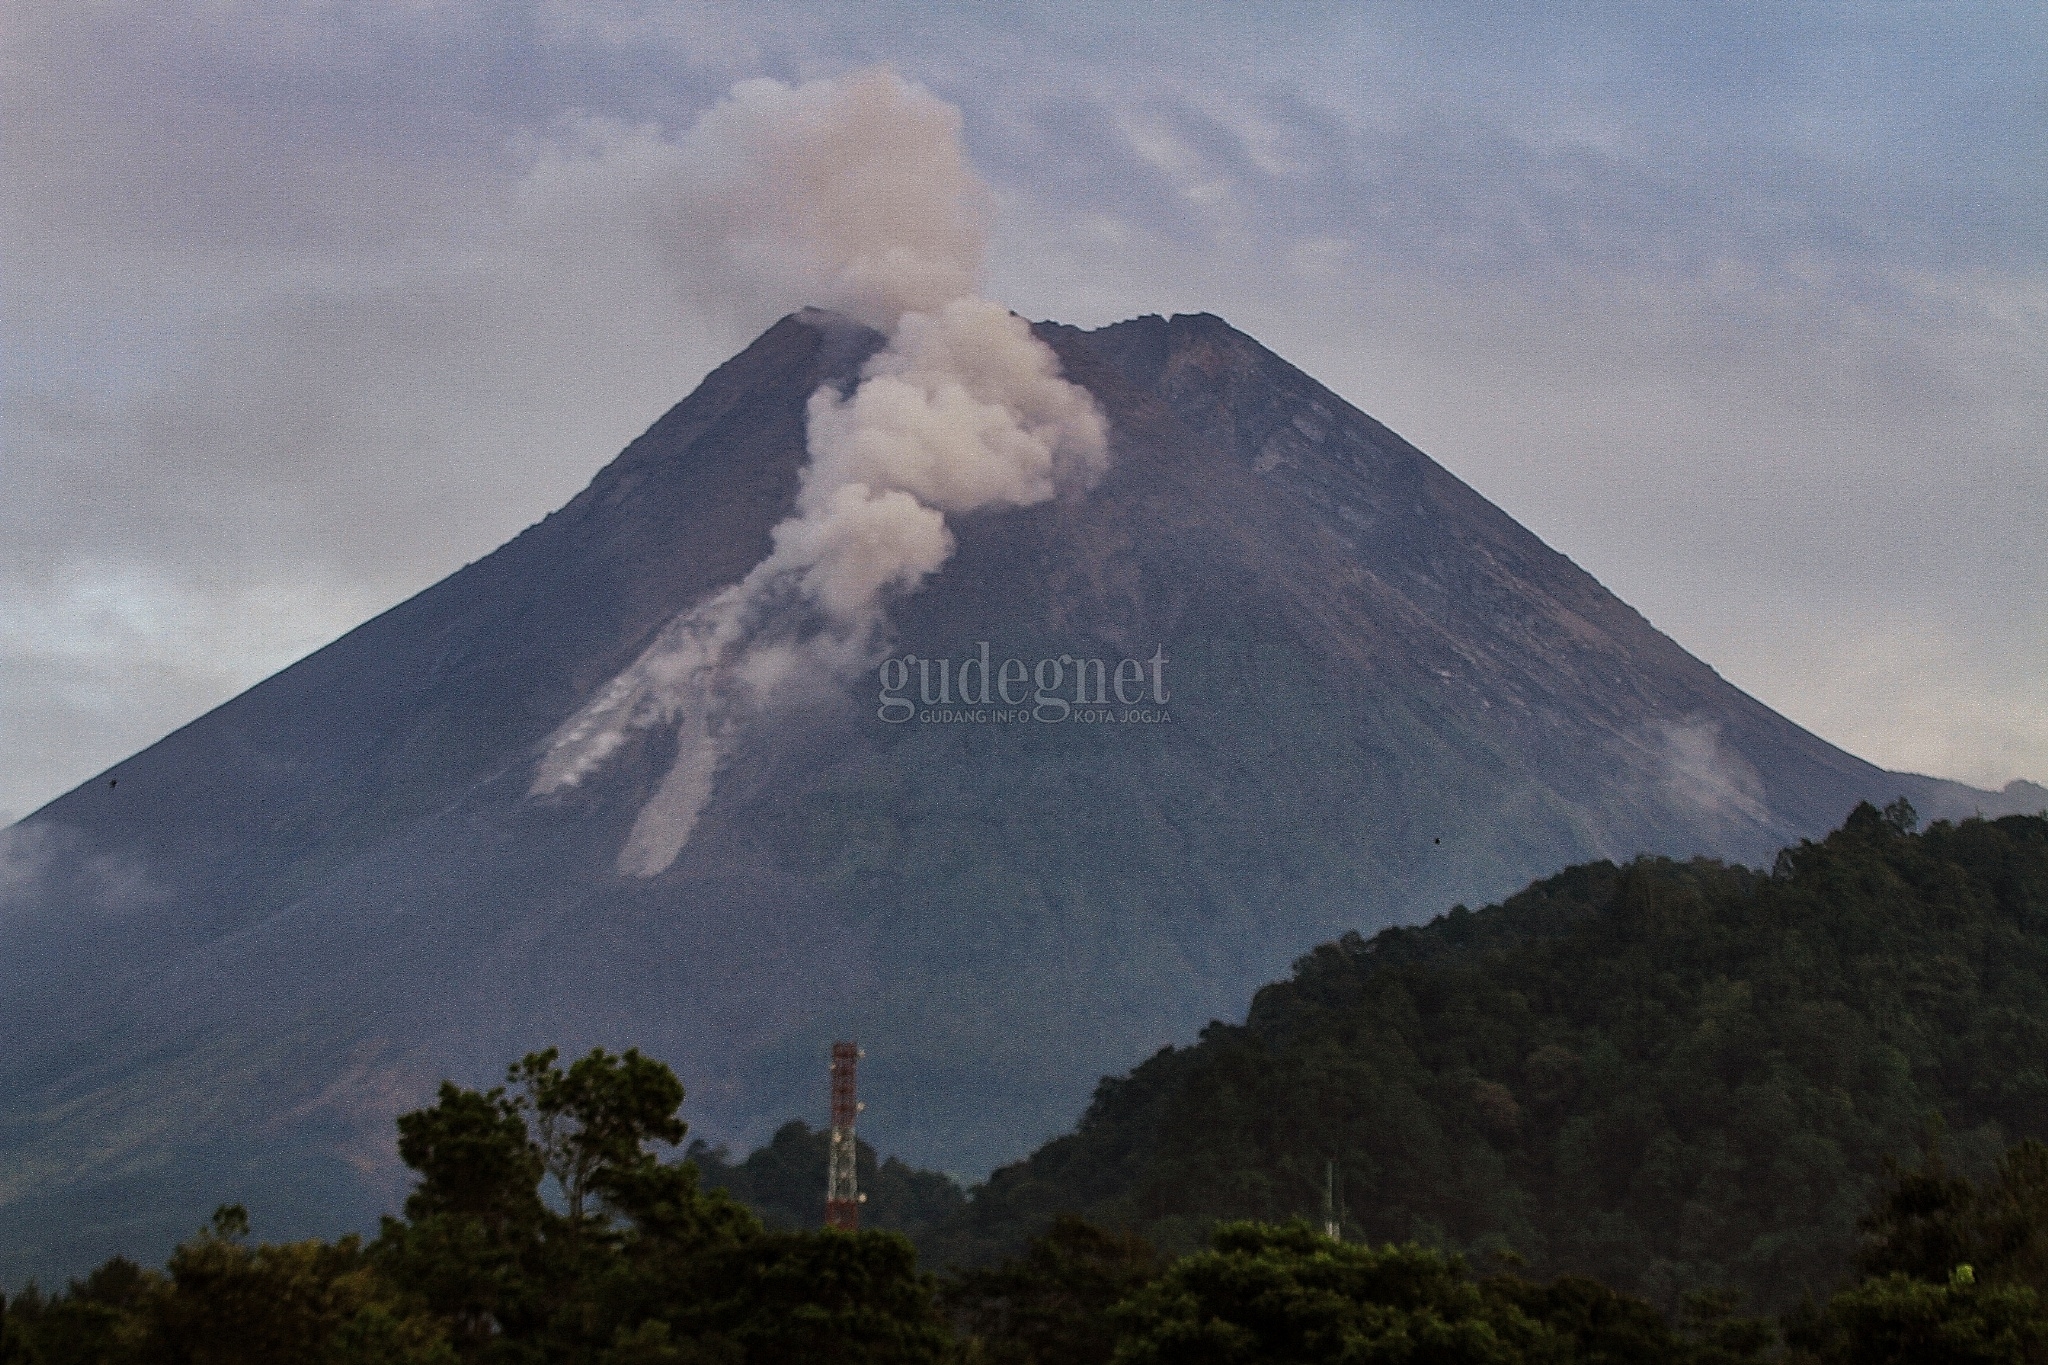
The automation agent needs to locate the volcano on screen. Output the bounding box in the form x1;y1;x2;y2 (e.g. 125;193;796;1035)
2;309;2036;1277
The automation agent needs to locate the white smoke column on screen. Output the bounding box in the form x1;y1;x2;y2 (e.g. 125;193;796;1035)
656;68;988;331
532;71;1108;877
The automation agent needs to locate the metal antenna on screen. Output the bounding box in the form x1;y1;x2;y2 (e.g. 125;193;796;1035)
826;1041;864;1229
1322;1160;1344;1241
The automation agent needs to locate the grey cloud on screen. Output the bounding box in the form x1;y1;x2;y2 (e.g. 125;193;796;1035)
0;820;159;930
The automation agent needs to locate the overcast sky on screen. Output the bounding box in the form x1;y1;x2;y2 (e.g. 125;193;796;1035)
3;1;2044;823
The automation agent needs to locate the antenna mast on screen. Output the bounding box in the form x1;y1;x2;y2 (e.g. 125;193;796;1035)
826;1041;864;1229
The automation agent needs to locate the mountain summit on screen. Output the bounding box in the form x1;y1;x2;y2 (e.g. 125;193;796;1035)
2;310;2034;1277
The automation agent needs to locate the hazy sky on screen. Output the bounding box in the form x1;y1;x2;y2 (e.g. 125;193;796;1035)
4;1;2043;823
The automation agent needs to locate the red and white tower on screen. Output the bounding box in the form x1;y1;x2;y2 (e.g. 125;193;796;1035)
826;1040;863;1229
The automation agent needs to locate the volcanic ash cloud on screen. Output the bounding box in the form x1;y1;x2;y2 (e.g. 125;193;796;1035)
530;71;1108;876
654;66;988;332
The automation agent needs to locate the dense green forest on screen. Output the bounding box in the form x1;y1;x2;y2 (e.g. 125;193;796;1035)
689;1123;965;1241
7;803;2048;1361
1;1047;960;1364
6;1056;2047;1361
925;803;2048;1316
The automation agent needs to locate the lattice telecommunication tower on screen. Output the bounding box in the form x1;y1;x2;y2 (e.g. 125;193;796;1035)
826;1041;865;1229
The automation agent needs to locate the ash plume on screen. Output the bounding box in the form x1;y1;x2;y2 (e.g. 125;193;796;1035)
532;70;1108;876
654;68;989;331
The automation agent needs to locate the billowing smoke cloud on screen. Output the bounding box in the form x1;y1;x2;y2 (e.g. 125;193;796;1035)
532;70;1109;876
655;68;989;330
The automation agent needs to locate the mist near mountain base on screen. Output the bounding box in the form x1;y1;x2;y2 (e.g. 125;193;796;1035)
531;70;1108;875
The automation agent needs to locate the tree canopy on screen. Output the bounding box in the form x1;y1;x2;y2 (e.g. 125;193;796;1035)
8;806;2048;1362
927;807;2048;1315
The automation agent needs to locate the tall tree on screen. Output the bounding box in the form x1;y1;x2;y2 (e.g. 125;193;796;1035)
509;1047;687;1224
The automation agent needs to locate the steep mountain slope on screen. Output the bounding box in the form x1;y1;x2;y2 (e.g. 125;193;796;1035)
1;310;2033;1279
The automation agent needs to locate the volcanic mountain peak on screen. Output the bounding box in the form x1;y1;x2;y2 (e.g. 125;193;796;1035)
0;308;2033;1280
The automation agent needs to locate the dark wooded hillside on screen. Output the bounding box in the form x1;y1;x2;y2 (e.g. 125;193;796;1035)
926;803;2048;1315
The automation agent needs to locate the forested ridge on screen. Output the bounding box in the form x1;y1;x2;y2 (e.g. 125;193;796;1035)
689;1122;966;1242
927;803;2048;1313
6;803;2048;1362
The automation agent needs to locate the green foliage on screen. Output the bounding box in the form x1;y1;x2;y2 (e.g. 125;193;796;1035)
689;1122;965;1238
946;1214;1783;1364
381;1070;555;1351
13;804;2048;1359
700;1230;951;1364
509;1047;687;1223
1104;1219;1772;1365
1485;1273;1683;1363
376;1045;941;1361
1978;1144;2048;1295
931;809;2048;1314
1779;1135;2048;1362
1792;1274;2048;1364
1854;1135;2048;1297
942;1214;1163;1364
1109;1222;1560;1364
0;1206;451;1365
396;1083;545;1229
1;1048;950;1363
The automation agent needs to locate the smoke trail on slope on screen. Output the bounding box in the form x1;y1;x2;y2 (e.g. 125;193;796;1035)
531;71;1108;876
